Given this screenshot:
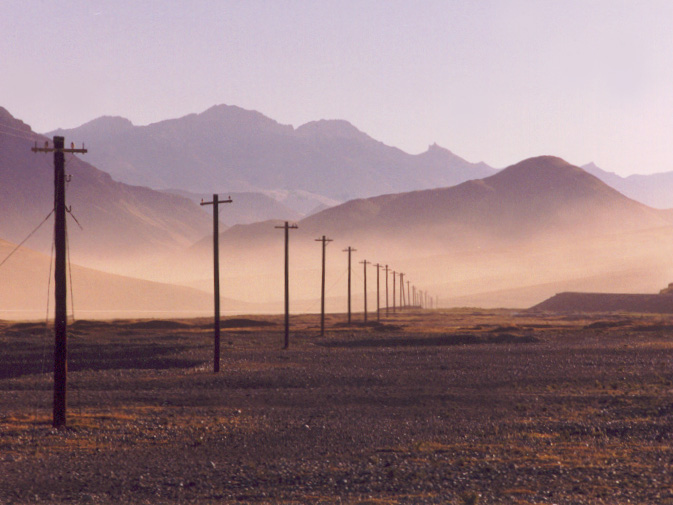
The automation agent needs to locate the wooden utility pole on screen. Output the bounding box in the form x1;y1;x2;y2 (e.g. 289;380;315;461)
392;271;396;313
275;222;298;349
360;260;370;323
315;235;332;336
32;137;87;428
374;263;382;321
200;194;232;373
384;264;389;317
343;247;356;324
399;273;405;309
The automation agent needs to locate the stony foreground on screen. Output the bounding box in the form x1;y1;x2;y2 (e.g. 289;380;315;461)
1;309;673;504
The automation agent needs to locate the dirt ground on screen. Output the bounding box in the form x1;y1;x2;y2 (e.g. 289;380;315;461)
1;308;673;504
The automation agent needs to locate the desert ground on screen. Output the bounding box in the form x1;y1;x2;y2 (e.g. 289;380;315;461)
2;308;673;504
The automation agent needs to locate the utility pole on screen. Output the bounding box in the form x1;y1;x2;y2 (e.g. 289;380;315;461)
360;260;370;323
32;137;87;428
315;235;332;336
384;264;390;317
343;247;356;324
275;222;298;349
399;273;405;309
374;263;382;322
200;194;232;373
392;271;396;313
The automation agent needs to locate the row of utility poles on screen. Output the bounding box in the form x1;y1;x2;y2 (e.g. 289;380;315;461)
31;135;437;428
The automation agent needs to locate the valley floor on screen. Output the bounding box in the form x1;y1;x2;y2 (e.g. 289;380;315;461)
1;309;673;504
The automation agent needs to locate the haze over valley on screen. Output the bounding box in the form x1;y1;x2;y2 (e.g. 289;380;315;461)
4;105;673;318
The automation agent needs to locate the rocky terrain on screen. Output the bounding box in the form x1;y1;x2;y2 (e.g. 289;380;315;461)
2;309;673;504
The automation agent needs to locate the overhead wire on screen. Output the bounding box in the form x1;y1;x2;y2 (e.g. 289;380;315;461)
0;210;55;270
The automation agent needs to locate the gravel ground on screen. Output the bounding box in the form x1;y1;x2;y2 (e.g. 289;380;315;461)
1;309;673;504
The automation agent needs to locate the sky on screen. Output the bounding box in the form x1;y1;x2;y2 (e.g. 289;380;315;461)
3;0;673;176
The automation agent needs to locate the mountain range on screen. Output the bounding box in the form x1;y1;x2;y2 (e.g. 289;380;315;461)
186;156;673;309
48;104;497;203
0;107;212;270
582;162;673;209
4;104;673;314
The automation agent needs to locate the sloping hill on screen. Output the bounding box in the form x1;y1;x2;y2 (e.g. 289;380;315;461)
298;156;671;243
0;107;211;267
0;238;255;320
182;157;673;310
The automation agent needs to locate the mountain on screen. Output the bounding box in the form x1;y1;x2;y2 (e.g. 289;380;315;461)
47;105;496;202
583;162;673;209
297;156;671;243
0;107;212;269
185;156;673;310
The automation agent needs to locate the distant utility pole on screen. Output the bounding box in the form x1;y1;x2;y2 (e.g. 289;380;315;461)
360;260;370;323
343;247;356;324
399;273;405;309
315;235;332;336
32;137;87;429
275;222;298;349
384;264;390;317
200;194;232;373
374;263;382;322
392;271;397;313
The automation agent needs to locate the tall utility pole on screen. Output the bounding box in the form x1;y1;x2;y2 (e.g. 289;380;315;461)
360;260;370;323
343;247;356;324
275;222;298;349
374;263;382;321
399;273;405;309
200;194;232;373
406;281;411;309
384;264;390;317
32;137;87;428
315;235;332;336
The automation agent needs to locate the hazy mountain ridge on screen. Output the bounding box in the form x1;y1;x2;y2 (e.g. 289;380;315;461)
296;156;671;243
48;104;497;202
582;162;673;209
0;107;212;267
186;156;673;310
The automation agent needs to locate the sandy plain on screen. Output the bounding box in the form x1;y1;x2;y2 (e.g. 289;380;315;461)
1;308;673;504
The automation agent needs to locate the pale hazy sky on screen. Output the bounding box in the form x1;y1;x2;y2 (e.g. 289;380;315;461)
3;0;673;175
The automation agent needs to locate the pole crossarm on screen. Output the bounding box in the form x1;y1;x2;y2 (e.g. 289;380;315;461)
32;140;88;154
200;196;233;206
